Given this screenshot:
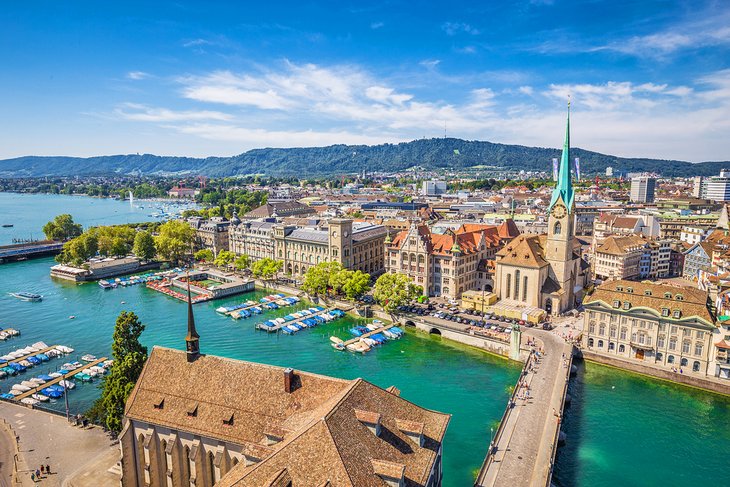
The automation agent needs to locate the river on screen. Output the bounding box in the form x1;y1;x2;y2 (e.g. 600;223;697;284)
0;192;728;486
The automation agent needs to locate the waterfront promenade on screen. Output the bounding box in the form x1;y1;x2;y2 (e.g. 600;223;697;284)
0;402;118;486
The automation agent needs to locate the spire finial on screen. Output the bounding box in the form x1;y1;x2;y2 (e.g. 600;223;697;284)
547;102;574;213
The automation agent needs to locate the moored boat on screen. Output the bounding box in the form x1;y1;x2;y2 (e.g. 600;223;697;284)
9;292;42;302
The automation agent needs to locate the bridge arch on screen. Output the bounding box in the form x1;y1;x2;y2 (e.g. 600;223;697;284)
404;320;416;327
429;327;442;335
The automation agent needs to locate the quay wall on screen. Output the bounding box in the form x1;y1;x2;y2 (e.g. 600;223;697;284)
580;350;730;396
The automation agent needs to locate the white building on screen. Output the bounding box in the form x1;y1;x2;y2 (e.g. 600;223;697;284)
700;170;730;202
680;226;707;246
630;176;656;203
422;179;447;196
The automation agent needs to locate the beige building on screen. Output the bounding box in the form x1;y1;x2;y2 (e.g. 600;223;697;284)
228;220;276;262
494;109;590;315
593;235;646;281
120;296;450;486
385;222;509;299
582;280;718;375
190;217;231;256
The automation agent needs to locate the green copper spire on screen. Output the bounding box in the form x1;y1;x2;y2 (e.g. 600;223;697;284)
548;102;574;213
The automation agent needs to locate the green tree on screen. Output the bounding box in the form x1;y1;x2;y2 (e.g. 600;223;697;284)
251;258;283;282
132;231;156;261
194;249;214;262
373;273;422;313
213;250;236;268
43;214;82;241
57;232;98;265
234;254;250;271
343;270;371;300
88;311;148;433
301;262;342;296
154;220;196;263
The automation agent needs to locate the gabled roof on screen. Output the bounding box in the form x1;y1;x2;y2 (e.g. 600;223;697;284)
596;235;647;255
496;235;549;268
497;219;520;240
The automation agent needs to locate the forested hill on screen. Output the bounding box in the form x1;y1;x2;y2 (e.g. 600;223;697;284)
0;138;726;178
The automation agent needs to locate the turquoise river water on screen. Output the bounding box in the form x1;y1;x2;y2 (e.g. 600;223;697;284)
0;193;728;486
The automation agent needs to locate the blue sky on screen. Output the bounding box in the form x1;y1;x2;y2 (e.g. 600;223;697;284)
2;0;730;161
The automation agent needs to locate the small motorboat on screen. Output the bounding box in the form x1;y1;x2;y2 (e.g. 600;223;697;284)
1;224;13;228
21;397;40;406
31;393;49;402
9;292;42;302
69;315;76;320
11;384;31;392
59;380;75;389
81;354;97;362
330;336;345;350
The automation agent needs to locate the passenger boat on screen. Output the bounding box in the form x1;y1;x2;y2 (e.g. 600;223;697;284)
32;393;49;402
81;354;97;362
98;280;117;289
9;292;42;302
2;224;13;228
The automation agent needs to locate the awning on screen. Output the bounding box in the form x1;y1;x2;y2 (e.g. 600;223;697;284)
718;315;730;322
630;342;654;351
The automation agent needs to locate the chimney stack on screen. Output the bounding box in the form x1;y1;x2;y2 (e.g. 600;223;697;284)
284;368;294;393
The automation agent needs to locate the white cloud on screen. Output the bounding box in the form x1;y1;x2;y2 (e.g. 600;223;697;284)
442;22;480;36
370;21;384;30
518;86;534;96
183;38;214;48
126;71;150;80
115;103;233;122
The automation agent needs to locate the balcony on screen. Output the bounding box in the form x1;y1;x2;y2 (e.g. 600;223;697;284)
717;350;728;361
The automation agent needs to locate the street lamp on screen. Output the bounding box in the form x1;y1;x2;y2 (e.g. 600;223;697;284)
490;427;495;454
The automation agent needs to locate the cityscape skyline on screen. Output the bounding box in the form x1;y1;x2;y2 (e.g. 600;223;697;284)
2;1;730;161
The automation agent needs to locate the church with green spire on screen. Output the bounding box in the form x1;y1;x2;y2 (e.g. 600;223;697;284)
493;105;590;315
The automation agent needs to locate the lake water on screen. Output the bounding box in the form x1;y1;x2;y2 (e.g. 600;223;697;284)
1;192;728;486
0;192;194;245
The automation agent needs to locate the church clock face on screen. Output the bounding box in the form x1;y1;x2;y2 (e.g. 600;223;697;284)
551;203;567;219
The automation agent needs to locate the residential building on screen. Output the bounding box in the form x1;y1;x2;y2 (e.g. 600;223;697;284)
494;109;590;314
228;220;276;262
630;176;656;203
190;217;231;256
593;235;646;281
680;226;707;245
683;242;714;280
692;176;704;198
592;213;660;251
168;184;199;198
700;169;730;202
422;179;447;196
582;280;717;375
120;292;450;487
385;222;509;299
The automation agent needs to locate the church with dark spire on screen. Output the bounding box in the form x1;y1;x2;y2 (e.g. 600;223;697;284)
494;104;590;314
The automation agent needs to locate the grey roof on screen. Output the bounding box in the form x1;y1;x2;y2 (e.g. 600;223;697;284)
287;228;329;243
352;226;388;243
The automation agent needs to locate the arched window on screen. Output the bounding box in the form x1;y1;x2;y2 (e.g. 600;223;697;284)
668;355;675;364
692;361;700;372
522;276;528;301
608;342;615;351
597;339;604;348
619;344;625;353
553;221;562;235
209;451;216;485
656;352;663;361
506;273;511;298
514;270;521;300
588;338;594;347
681;358;688;367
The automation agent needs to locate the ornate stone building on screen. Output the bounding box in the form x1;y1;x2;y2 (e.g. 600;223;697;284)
385;222;509;299
582;280;718;375
120;291;450;486
494;107;590;314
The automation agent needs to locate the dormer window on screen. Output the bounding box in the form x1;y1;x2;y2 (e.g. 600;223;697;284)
623;301;631;310
673;310;681;319
187;404;198;417
223;414;234;426
662;308;669;317
153;398;165;410
355;409;382;437
645;290;652;296
626;287;633;294
613;300;620;308
675;294;684;301
616;286;624;292
664;292;672;299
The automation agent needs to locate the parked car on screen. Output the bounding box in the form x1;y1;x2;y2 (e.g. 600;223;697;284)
542;323;553;331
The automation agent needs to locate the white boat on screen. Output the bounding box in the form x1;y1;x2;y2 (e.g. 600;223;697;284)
49;372;62;378
330;336;345;350
81;354;97;362
8;389;23;396
21;380;38;388
9;292;42;302
31;393;49;402
59;380;75;389
11;384;30;392
29;377;45;384
20;398;40;406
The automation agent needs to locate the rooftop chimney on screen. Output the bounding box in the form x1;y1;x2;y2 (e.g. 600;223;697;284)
283;368;294;393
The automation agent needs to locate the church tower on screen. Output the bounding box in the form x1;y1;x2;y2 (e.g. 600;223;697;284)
545;104;575;286
185;278;200;362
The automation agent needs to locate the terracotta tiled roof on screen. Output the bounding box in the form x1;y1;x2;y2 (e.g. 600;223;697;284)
497;219;520;239
611;216;641;229
596;235;647;255
128;348;450;487
496;235;548;268
389;223;501;256
584;280;716;325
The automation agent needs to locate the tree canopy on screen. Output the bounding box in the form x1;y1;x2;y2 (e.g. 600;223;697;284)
43;214;82;241
154;220;196;264
213;250;236;268
251;258;283;280
87;311;148;433
194;248;214;262
373;273;422;313
132;231;156;261
301;262;371;300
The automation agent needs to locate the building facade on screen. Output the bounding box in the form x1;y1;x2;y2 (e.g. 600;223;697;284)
629;176;656;203
190;217;231;256
385;222;507;299
582;280;718;376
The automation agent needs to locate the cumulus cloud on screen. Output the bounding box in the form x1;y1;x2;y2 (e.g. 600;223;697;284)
126;71;150;80
442;22;480;36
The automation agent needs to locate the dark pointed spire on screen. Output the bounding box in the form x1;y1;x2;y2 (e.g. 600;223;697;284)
185;273;200;362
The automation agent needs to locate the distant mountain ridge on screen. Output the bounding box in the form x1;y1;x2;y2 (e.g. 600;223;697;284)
0;138;726;178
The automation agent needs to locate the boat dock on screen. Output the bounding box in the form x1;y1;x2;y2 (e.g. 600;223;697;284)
12;357;108;402
256;307;337;332
0;345;61;366
220;300;264;316
341;324;395;347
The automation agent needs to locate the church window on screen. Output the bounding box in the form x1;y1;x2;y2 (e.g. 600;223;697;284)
514;270;521;300
506;274;511;298
553;221;562;235
522;276;528;301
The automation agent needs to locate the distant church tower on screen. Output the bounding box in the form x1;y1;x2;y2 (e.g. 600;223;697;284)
185;278;200;362
546;104;576;298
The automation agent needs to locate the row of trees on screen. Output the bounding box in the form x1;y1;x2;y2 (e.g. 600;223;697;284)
301;262;371;301
54;216;195;266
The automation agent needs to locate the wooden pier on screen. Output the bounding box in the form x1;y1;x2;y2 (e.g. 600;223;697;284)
13;357;109;401
256;307;336;333
221;300;265;316
341;324;395;347
0;345;62;367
